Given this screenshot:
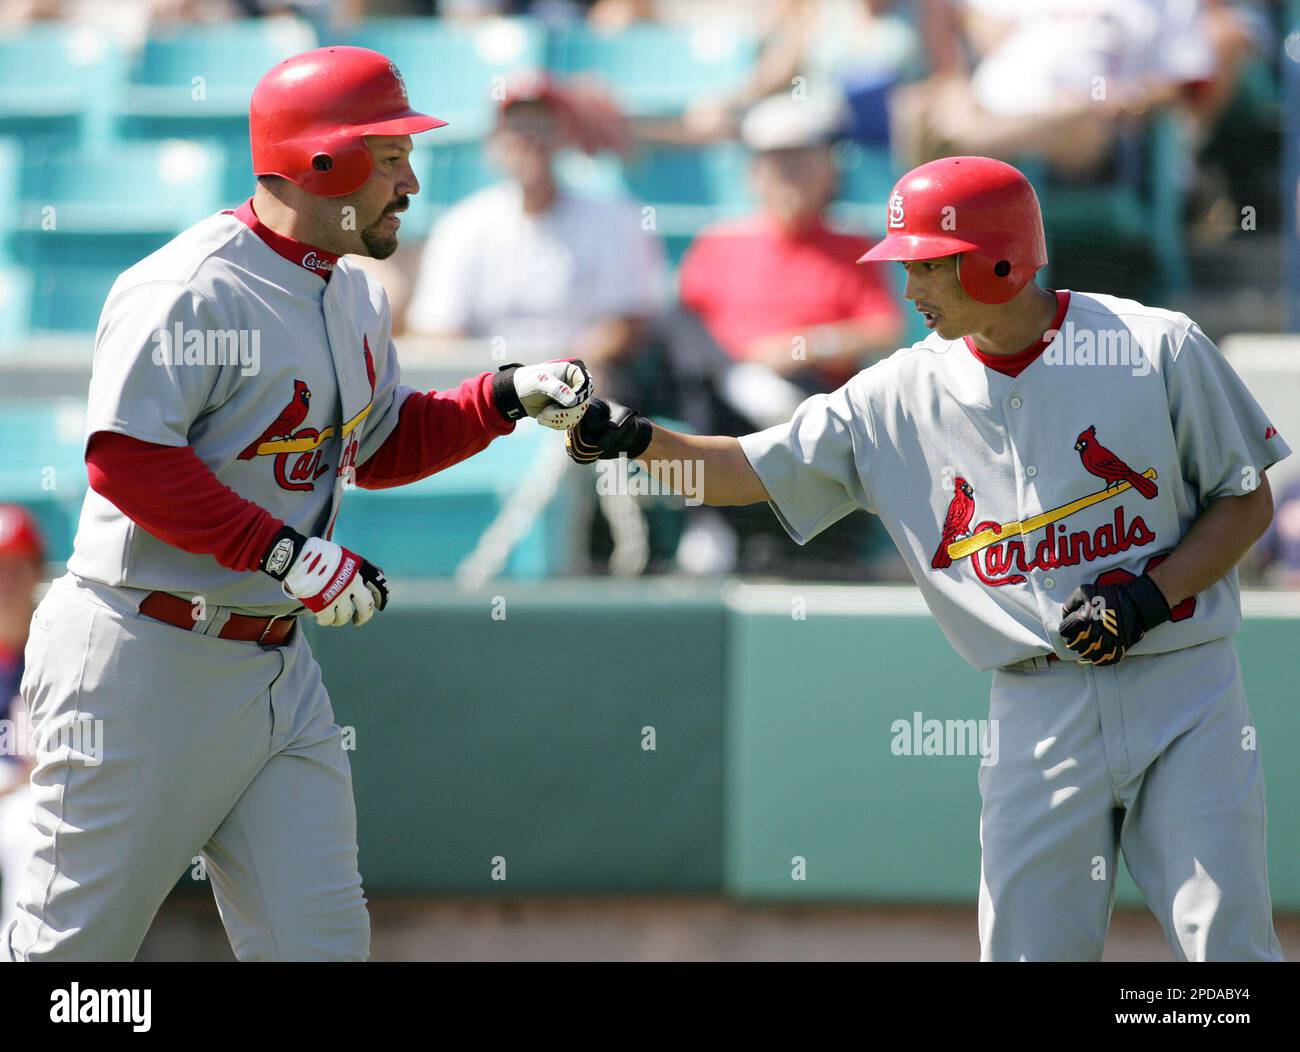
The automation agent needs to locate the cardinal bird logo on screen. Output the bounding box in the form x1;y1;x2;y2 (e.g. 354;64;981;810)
239;379;312;460
1074;425;1157;499
931;475;976;569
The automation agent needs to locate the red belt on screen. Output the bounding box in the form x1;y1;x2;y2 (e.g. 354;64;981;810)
139;591;297;646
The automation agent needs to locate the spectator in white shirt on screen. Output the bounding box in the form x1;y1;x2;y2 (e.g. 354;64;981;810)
407;72;667;403
897;0;1219;174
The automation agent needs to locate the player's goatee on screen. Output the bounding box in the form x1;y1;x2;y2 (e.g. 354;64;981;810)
360;225;398;259
360;197;408;259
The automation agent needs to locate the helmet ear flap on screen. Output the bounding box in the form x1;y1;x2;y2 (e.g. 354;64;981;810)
957;240;1029;304
299;137;374;196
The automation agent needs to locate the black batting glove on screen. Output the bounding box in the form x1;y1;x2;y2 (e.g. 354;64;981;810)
565;397;653;464
1058;573;1172;666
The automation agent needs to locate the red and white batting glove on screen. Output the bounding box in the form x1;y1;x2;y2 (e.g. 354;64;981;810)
260;528;389;627
492;359;594;429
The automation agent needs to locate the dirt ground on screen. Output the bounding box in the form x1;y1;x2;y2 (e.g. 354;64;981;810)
137;893;1300;962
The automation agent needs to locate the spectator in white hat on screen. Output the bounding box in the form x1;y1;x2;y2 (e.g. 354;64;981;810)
679;90;901;400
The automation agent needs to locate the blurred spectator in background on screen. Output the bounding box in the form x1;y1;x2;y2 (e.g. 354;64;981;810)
1254;475;1300;587
683;0;919;147
147;0;331;21
406;71;665;406
629;0;918;146
587;0;777;29
897;0;1221;176
672;91;906;579
680;91;902;415
405;71;666;578
1193;0;1271;127
438;0;603;20
0;505;43;934
0;0;63;23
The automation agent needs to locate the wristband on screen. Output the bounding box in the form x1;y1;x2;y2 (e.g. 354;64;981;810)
491;363;527;421
1129;572;1172;631
260;525;307;581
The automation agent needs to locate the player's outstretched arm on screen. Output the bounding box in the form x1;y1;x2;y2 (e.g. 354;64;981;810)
354;359;594;490
565;398;770;507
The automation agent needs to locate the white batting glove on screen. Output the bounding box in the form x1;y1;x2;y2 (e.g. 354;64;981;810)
261;529;389;627
491;359;594;429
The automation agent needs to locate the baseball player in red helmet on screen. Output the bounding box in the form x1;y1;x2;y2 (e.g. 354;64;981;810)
2;47;592;962
567;156;1290;961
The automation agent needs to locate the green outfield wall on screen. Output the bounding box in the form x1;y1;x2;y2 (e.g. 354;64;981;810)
304;582;1300;910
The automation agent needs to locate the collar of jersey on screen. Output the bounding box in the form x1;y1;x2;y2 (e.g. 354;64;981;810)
965;290;1071;378
228;198;340;282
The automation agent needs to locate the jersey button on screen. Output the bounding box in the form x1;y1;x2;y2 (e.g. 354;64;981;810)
1026;465;1038;478
1010;397;1022;409
1043;575;1056;589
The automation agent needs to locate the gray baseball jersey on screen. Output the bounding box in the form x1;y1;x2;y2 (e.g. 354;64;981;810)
67;207;410;613
741;288;1290;960
6;204;423;960
740;291;1292;671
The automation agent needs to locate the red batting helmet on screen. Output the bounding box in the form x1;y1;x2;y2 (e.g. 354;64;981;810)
858;156;1047;305
249;46;448;198
0;504;43;566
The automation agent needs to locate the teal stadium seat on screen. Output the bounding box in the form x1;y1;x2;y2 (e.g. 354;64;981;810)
545;22;757;116
126;20;317;118
406;131;498;238
0;266;33;351
620;142;750;265
118;20;318;205
345;17;546;137
0;399;90;564
15;140;224;333
828;139;896;237
0;25;123;150
0;138;21;265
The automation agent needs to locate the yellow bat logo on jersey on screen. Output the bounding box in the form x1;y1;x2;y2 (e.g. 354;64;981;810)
249;402;372;457
947;469;1158;562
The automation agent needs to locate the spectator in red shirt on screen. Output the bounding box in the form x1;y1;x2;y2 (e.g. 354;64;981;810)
668;92;909;580
679;91;903;398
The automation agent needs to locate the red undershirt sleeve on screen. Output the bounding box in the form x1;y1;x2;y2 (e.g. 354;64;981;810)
86;431;285;573
354;371;516;491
